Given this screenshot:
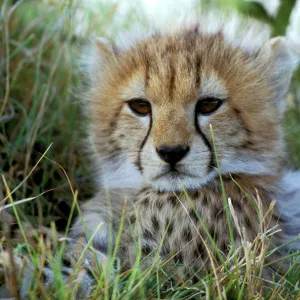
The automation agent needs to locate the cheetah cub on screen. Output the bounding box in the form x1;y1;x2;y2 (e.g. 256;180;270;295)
67;17;299;280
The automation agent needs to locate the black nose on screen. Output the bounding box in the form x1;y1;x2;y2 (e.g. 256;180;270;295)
156;145;190;165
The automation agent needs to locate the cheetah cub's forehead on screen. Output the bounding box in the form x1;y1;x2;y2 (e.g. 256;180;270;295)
85;22;298;191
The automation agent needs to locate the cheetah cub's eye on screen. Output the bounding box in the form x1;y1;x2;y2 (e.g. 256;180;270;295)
196;97;223;115
127;99;151;116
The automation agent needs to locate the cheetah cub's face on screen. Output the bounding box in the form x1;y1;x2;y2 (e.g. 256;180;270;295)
86;27;297;191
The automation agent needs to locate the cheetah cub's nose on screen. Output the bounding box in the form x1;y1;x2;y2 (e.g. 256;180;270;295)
156;145;190;165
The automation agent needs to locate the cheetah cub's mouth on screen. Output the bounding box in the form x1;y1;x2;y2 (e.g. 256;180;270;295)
152;166;199;181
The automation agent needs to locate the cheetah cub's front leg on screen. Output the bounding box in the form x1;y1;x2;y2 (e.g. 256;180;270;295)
66;189;137;274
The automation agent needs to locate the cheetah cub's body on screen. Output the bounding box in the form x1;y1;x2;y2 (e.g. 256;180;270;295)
68;18;299;277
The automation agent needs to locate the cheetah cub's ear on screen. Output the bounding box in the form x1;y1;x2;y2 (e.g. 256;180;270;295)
261;37;299;114
85;37;117;84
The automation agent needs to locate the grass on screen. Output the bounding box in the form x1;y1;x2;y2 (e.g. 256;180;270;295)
1;0;300;299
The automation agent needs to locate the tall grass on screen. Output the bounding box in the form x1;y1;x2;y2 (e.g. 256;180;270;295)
1;0;300;299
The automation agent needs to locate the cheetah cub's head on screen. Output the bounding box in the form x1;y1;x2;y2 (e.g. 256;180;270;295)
85;22;298;192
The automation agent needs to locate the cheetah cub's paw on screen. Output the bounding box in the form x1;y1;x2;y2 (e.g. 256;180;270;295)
0;251;35;299
0;239;110;299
